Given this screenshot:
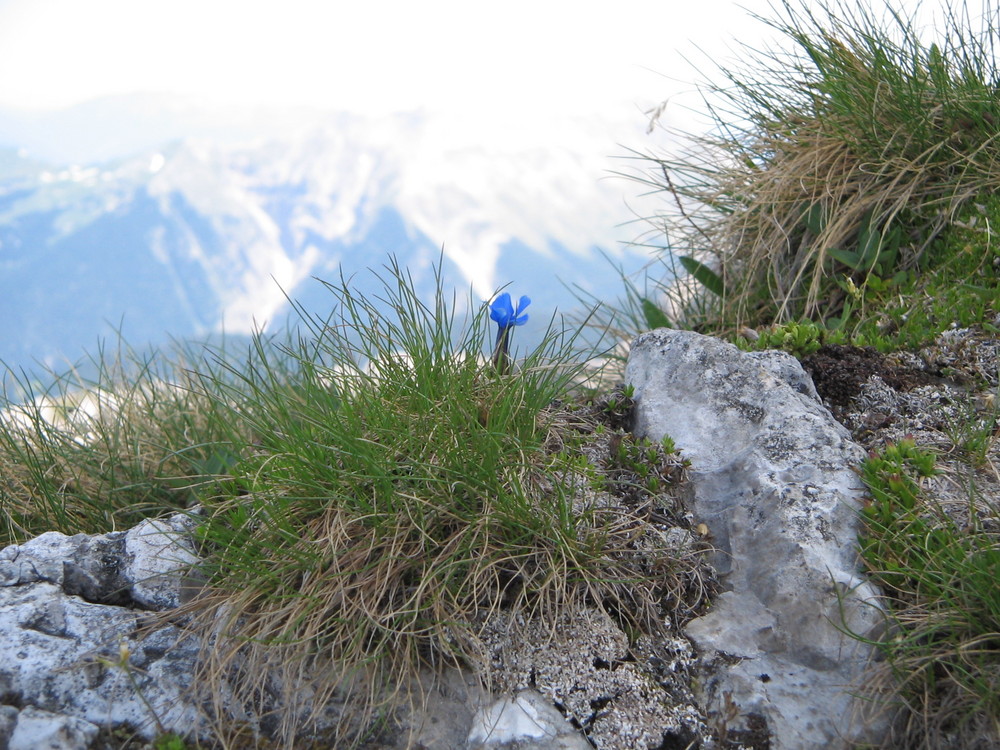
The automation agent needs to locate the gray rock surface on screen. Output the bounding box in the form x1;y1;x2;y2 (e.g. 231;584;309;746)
480;608;707;749
4;705;99;750
0;516;207;743
124;515;202;609
0;514;588;749
0;331;901;748
0;515;199;609
626;328;889;749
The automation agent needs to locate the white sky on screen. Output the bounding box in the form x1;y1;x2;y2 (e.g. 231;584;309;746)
0;0;785;119
0;0;971;159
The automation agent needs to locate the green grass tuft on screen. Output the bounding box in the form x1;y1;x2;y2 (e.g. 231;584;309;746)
170;258;701;746
0;338;247;544
612;0;1000;339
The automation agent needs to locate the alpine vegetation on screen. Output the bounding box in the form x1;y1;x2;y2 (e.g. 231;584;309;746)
617;0;1000;335
602;0;1000;745
7;1;1000;747
149;258;702;747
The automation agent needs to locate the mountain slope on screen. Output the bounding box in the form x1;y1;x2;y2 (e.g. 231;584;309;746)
0;107;652;373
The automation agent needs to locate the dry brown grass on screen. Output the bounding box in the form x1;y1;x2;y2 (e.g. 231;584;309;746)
627;0;1000;333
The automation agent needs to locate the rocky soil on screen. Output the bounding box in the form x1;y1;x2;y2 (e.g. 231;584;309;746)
1;326;998;749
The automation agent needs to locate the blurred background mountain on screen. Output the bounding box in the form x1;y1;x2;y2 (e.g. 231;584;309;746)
0;96;661;374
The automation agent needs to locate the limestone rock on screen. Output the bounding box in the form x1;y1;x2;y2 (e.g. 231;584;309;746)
0;514;207;743
124;515;201;610
480;607;708;750
0;514;200;609
4;705;99;750
468;691;592;750
0;705;16;747
626;328;889;749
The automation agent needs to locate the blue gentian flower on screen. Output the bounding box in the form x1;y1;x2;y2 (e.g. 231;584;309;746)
490;293;530;332
489;292;530;373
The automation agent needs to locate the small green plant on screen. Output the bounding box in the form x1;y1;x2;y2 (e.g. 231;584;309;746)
858;438;1000;742
605;432;688;499
640;296;672;330
599;383;636;429
860;438;939;590
825;208;905;281
678;255;726;298
742;320;847;357
152;733;189;750
834;196;1000;351
94;638;184;745
942;396;1000;469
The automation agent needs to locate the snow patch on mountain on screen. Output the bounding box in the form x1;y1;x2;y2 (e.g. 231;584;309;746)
0;102;663;372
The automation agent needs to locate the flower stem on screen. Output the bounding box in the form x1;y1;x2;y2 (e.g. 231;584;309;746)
492;326;511;374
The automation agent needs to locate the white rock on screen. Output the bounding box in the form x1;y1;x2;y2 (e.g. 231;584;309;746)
0;581;204;740
0;530;130;603
6;705;99;750
0;514;208;742
0;513;200;609
124;515;201;609
626;329;889;750
468;690;590;750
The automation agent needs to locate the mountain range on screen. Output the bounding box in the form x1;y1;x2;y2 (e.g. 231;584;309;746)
0;98;662;377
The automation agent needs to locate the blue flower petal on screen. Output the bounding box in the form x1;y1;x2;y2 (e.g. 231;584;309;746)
490;291;530;331
490;293;514;327
513;295;531;326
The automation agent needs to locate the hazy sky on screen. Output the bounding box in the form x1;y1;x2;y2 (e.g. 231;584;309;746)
0;0;784;120
0;0;972;157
